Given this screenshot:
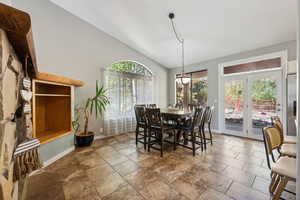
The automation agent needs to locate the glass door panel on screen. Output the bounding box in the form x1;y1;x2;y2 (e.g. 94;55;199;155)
248;72;282;139
224;79;245;135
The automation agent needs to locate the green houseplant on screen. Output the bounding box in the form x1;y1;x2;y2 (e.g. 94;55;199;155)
73;81;110;147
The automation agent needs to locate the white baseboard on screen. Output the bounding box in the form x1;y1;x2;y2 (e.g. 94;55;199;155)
43;146;75;168
211;129;222;134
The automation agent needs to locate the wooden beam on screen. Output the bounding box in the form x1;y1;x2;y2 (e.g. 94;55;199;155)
36;72;85;87
0;3;38;76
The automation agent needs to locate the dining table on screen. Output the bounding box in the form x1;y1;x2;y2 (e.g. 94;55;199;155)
160;108;193;121
160;108;194;145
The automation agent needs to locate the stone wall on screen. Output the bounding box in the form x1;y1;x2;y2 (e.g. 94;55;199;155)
0;29;24;200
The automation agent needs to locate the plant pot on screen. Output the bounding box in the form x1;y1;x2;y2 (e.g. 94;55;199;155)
75;132;94;147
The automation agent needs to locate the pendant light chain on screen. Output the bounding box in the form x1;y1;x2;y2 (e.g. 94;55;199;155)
169;13;190;84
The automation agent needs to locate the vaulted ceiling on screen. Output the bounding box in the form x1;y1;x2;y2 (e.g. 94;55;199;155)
50;0;297;68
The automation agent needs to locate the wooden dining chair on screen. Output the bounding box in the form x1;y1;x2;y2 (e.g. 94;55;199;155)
177;107;204;156
262;127;296;200
198;106;210;150
134;105;148;150
202;105;215;146
271;116;297;144
270;117;296;158
147;104;157;108
145;108;176;157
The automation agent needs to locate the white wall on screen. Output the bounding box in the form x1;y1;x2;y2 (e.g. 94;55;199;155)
12;0;168;134
168;41;297;131
11;0;169;162
0;0;11;5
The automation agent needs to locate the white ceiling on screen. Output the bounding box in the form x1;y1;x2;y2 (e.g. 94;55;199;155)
50;0;297;68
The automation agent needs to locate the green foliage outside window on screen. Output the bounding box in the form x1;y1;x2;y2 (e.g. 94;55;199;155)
107;61;152;77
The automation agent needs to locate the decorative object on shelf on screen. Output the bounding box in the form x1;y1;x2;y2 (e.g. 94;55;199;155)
168;12;190;84
20;90;32;102
13;138;42;181
74;81;110;147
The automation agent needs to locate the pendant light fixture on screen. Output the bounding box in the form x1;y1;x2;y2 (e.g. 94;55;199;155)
169;13;190;84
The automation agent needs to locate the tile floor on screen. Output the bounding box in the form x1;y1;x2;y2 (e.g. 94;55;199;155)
25;133;296;200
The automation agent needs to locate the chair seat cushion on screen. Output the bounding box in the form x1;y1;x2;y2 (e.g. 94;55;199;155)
176;125;193;131
281;143;297;157
272;157;296;179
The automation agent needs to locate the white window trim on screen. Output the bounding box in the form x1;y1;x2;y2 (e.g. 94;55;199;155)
218;50;288;137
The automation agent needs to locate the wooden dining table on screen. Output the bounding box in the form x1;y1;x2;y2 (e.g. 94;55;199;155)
160;108;193;121
160;108;194;145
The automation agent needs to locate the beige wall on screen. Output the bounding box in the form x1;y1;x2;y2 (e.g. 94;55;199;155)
0;0;11;6
12;0;169;162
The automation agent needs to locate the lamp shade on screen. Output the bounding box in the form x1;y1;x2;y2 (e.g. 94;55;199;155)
176;73;190;84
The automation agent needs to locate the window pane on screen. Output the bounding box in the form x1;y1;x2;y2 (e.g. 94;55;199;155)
176;70;208;106
224;57;281;75
191;71;208;105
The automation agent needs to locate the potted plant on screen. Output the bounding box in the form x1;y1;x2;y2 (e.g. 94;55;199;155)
73;81;110;147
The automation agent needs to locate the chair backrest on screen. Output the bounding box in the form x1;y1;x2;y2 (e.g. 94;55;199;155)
136;104;146;107
199;106;209;127
145;108;161;127
147;104;157;108
207;105;215;124
271;116;281;125
192;107;203;129
134;105;147;124
271;117;284;144
262;127;281;169
188;104;196;111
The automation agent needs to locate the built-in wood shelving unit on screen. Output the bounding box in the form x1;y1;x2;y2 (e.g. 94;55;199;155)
32;73;84;144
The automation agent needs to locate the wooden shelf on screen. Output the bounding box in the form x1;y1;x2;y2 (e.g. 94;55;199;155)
33;80;72;144
35;94;70;97
38;130;72;144
36;72;85;87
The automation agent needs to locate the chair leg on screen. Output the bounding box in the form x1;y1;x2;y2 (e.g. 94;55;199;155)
198;129;203;152
135;126;139;146
143;128;147;150
273;176;288;200
202;126;207;150
208;123;213;145
173;131;176;151
270;172;280;194
160;132;163;157
148;129;151;152
192;131;196;156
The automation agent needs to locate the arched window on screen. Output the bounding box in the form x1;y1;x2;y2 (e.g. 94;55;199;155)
103;61;153;135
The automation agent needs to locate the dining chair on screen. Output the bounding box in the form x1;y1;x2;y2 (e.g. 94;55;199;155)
262;127;296;200
205;105;215;146
187;104;196;111
198;106;210;150
147;104;157;108
271;117;296;158
134;105;148;150
145;108;176;157
177;107;204;156
271;116;297;144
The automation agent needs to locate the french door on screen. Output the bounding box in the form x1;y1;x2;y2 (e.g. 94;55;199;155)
222;70;282;140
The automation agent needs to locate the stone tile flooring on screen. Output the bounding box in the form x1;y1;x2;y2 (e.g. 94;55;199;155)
25;133;296;200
